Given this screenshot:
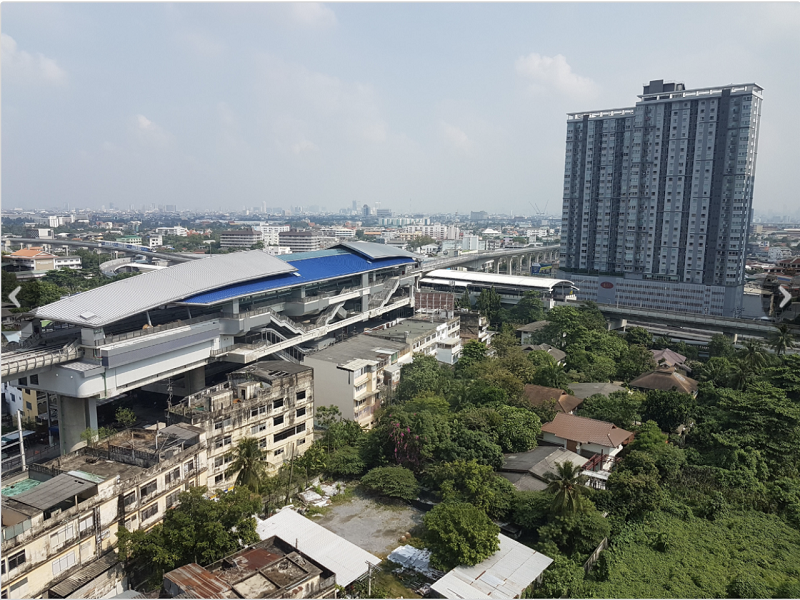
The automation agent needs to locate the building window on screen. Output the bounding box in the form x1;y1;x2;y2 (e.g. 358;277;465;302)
166;491;180;508
50;524;75;550
29;375;38;385
297;438;306;445
251;405;267;418
25;402;32;411
140;480;158;499
124;515;138;530
51;551;76;576
7;551;25;571
273;399;284;409
274;448;284;457
141;505;159;521
214;474;225;485
165;468;181;486
258;438;267;448
184;459;195;474
296;407;306;418
251;423;267;434
273;415;284;427
79;515;93;533
223;435;232;446
296;390;306;401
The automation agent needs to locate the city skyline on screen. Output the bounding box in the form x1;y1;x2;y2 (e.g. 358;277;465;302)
3;2;799;214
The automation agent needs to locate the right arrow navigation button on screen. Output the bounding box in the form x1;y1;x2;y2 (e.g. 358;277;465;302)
779;286;792;309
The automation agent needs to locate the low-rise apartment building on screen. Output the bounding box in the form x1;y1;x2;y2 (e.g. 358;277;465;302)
219;229;261;249
5;248;82;273
0;423;207;599
155;226;188;237
258;225;290;246
457;310;493;347
167;362;314;493
304;336;410;429
364;316;462;365
278;230;325;253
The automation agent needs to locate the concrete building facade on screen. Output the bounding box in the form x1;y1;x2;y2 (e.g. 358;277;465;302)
558;80;763;316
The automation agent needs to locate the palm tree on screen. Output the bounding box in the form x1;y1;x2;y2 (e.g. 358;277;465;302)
728;358;753;391
738;339;767;370
227;437;268;493
768;324;796;356
542;461;589;515
533;362;570;390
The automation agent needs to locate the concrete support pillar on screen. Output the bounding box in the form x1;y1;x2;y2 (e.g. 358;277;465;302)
507;258;513;275
494;260;500;274
361;273;370;312
185;365;206;394
58;395;98;454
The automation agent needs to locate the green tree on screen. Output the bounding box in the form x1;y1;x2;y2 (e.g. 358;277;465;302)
457;289;473;310
17;279;62;309
511;490;552;531
531;361;571;389
617;345;657;382
395;354;448;402
538;509;611;556
404;393;450;415
607;461;662;519
578;391;643;430
531;555;585;599
542;461;590;515
768;324;795;355
697;356;733;387
476;287;502;324
326;445;367;477
708;334;735;358
510;291;545;324
407;235;437;250
738;338;768;371
429;459;516;519
117;486;260;586
640;390;696;433
625;327;653;348
457;340;487;373
116;406;136;429
495;405;541;452
227;437;268;493
423;502;500;570
361;466;419;501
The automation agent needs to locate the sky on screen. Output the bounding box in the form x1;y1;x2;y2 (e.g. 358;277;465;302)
3;2;799;216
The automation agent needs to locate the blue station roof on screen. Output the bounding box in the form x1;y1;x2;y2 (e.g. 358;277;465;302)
182;252;414;306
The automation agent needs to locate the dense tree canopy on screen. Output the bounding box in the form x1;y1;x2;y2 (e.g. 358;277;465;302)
423;502;500;570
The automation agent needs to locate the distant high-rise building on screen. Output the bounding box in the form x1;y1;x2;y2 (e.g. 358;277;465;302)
558;80;763;317
470;211;488;221
362;204;371;218
376;208;393;218
352;200;358;211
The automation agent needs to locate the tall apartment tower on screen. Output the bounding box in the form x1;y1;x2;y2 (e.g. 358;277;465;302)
558;80;763;316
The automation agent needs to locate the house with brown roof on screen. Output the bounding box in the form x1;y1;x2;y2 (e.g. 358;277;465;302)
523;384;583;414
651;348;691;373
629;366;698;395
516;321;548;345
540;413;634;458
521;344;566;364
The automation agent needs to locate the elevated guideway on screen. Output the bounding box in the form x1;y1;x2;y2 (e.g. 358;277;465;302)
420;244;560;274
3;237;201;262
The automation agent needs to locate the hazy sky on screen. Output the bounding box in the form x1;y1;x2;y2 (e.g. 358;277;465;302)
3;2;799;216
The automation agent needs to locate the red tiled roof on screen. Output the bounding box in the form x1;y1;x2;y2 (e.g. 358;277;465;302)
541;413;634;448
9;247;56;258
523;384;583;414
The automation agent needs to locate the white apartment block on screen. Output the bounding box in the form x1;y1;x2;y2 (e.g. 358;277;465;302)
365;316;462;365
148;234;163;249
219;229;261;249
768;246;792;263
318;227;356;239
264;245;292;256
155;226;188;237
559;80;763;317
404;224;461;240
258;224;290;246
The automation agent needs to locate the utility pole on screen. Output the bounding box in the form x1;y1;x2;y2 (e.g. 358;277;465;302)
17;410;27;470
366;561;373;597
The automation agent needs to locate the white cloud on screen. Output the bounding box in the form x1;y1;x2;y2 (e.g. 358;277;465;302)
287;3;338;29
133;114;174;147
440;122;473;153
1;34;67;85
174;30;225;58
515;53;597;98
256;55;389;149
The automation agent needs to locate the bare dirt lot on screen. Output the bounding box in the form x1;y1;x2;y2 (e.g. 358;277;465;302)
314;490;424;557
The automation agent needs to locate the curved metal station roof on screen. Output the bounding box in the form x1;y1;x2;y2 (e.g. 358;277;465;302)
422;269;575;291
34;243;417;327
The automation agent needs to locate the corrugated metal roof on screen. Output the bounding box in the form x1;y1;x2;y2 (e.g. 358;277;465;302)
183;254;414;306
11;473;97;511
431;534;553;600
164;563;232;599
540;413;634;448
278;248;350;261
255;509;380;586
424;269;574;291
34;251;297;327
50;552;119;598
336;241;419;260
